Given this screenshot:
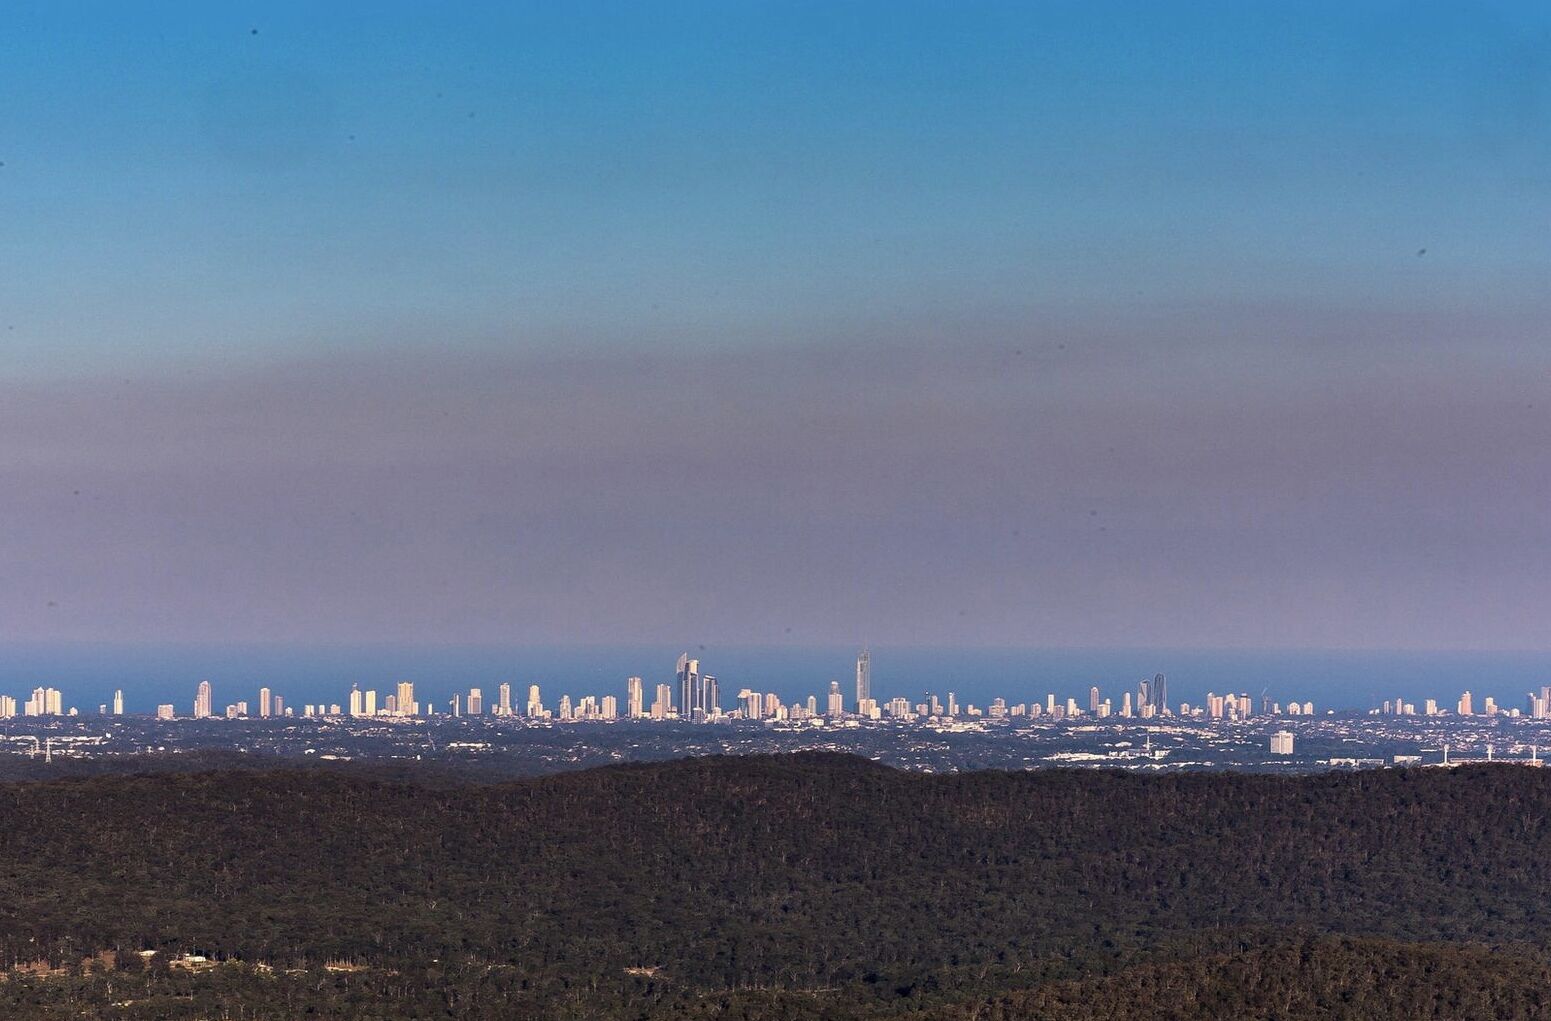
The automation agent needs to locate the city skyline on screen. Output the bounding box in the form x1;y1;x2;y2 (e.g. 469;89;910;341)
13;644;1551;718
14;648;1551;727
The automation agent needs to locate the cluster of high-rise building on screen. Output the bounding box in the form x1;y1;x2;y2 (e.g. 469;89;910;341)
341;680;421;719
1376;689;1522;718
315;661;1321;727
0;687;76;719
18;659;1551;730
1528;687;1551;719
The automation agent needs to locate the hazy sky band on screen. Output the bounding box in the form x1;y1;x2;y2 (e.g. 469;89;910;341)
5;325;1551;649
1;3;1548;649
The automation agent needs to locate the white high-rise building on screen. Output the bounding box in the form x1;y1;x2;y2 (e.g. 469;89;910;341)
112;689;124;715
652;683;673;719
855;649;870;712
627;676;644;719
259;686;272;718
1270;731;1295;755
194;680;213;720
527;684;543;717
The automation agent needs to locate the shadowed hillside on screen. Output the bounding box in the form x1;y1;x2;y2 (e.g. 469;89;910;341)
1;754;1549;1019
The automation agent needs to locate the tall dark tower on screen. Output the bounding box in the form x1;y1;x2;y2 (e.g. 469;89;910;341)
855;649;871;710
1152;673;1167;714
677;653;702;722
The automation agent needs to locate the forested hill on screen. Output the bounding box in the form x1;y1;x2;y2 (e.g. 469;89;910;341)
3;754;1551;1020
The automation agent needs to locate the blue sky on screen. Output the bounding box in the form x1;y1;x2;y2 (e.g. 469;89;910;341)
1;2;1549;650
3;1;1546;373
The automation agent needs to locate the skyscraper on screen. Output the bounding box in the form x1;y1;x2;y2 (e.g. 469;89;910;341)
194;680;212;720
398;681;417;717
855;649;870;711
498;683;512;716
626;676;644;719
1152;673;1168;714
740;688;761;719
259;686;272;718
677;654;700;721
1089;685;1100;713
676;654;717;722
467;688;483;715
527;684;543;717
349;684;363;717
112;689;123;716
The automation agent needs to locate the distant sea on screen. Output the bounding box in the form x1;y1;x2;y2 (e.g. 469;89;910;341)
3;644;1551;718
